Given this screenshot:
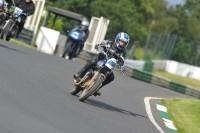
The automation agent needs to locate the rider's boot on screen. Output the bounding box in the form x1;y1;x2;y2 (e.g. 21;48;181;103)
94;91;101;96
74;68;86;81
93;84;103;96
74;61;96;81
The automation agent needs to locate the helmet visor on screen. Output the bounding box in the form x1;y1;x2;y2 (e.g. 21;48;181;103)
81;25;87;30
118;39;127;47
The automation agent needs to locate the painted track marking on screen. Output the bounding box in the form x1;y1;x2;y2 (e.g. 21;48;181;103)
144;97;165;133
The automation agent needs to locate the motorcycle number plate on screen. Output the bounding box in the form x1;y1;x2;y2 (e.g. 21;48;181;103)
71;32;79;39
14;7;23;15
105;58;117;69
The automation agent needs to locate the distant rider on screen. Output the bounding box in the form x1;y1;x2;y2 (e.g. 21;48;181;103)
3;0;35;38
63;19;90;59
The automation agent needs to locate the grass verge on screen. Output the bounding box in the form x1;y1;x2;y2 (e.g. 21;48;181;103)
161;98;200;133
10;39;36;49
153;70;200;90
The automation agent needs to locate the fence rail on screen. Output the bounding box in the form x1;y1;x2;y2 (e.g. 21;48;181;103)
76;50;200;99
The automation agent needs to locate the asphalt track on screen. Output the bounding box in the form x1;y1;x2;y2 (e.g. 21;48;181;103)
0;40;188;133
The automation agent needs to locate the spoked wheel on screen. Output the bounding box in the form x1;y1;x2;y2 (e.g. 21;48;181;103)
72;44;81;58
79;74;104;102
6;25;18;41
0;21;12;40
62;40;73;58
68;43;81;60
70;86;82;95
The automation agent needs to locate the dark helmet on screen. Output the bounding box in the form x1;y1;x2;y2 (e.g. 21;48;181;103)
115;32;130;50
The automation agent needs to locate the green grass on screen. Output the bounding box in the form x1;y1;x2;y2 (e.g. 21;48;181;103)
161;98;200;133
10;39;36;49
153;70;200;90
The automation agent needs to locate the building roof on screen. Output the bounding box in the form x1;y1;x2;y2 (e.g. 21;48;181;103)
47;6;83;21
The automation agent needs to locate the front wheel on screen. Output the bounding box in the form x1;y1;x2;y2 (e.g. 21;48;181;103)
0;21;12;39
79;74;104;101
62;40;73;58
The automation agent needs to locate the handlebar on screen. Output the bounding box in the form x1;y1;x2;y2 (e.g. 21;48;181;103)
96;46;125;75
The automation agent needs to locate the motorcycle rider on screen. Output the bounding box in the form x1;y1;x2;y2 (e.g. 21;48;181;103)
3;0;35;38
63;19;90;59
78;19;90;53
74;32;129;96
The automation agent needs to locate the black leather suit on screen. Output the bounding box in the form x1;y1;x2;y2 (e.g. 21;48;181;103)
79;39;126;87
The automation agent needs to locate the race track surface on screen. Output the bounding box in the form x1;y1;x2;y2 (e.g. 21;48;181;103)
0;40;187;133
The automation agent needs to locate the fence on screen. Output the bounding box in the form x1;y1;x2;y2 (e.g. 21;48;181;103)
76;50;200;99
143;32;177;60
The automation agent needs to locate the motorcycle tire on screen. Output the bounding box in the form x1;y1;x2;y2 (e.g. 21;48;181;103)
62;40;73;58
0;21;12;39
70;86;81;95
7;23;18;40
79;74;104;101
68;43;81;60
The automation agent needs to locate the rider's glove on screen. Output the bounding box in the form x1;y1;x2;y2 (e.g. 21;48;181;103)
97;46;104;53
95;44;100;49
120;65;126;72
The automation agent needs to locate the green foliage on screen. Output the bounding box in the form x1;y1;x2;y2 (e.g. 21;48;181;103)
45;14;63;31
42;0;200;66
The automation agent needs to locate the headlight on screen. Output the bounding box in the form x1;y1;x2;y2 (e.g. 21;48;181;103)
0;0;4;7
17;17;21;23
13;12;19;18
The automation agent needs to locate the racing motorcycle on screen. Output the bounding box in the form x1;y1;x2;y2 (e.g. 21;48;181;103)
70;46;124;101
62;27;85;60
0;5;26;41
0;0;5;24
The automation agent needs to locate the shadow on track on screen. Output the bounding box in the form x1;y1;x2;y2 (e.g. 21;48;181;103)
84;98;147;118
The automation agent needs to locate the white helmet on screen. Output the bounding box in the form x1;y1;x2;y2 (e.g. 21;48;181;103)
81;19;89;30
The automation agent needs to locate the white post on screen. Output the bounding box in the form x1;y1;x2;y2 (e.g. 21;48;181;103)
24;0;46;34
91;17;103;52
83;16;110;53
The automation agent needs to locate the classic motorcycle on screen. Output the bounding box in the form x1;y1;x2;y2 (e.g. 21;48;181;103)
0;5;26;41
62;27;85;60
70;46;124;101
0;0;5;24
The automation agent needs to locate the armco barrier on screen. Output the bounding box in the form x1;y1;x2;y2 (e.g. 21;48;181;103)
169;82;186;94
132;69;152;83
143;61;154;72
186;87;200;99
76;50;200;99
151;75;170;88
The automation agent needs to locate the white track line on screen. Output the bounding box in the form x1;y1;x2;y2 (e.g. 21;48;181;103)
144;97;165;133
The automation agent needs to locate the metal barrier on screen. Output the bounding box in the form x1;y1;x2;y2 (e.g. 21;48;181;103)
76;50;200;99
16;28;34;45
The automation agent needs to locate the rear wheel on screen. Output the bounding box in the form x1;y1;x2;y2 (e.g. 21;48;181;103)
79;74;104;101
